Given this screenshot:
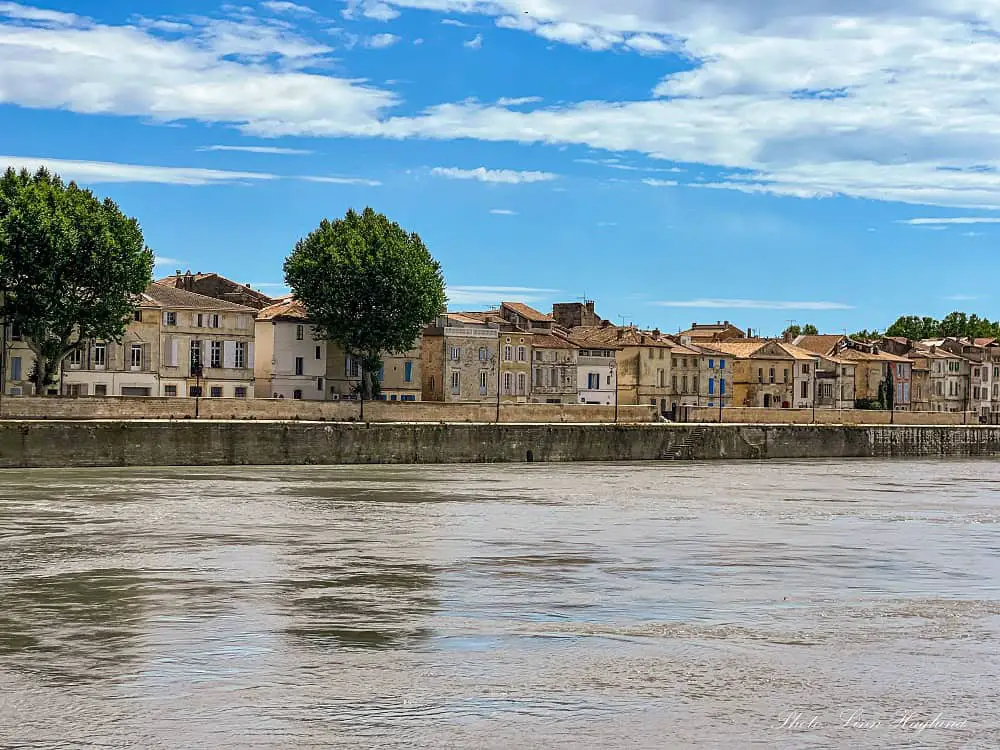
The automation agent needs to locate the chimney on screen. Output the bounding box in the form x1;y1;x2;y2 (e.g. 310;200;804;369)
652;328;661;337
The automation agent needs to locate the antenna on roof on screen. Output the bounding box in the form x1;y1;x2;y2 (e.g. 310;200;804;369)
618;315;630;328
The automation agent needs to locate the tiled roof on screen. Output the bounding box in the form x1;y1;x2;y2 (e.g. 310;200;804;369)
974;338;998;347
531;332;579;350
445;312;492;325
793;334;846;356
567;325;673;348
697;341;770;358
776;342;822;361
837;348;911;363
141;284;257;312
257;298;308;321
154;273;274;303
502;302;554;323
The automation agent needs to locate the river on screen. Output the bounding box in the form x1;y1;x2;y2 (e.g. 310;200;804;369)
1;459;998;748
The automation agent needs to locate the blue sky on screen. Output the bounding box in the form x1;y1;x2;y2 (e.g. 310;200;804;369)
1;0;998;335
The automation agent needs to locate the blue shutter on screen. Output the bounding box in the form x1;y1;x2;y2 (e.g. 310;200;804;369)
404;361;413;382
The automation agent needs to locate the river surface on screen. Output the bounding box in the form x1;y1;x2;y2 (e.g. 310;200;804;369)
1;459;998;749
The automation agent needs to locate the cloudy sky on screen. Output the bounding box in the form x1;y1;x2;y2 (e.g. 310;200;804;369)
2;0;997;333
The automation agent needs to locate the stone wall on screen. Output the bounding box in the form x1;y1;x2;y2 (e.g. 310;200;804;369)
681;406;975;426
1;421;999;469
0;396;656;424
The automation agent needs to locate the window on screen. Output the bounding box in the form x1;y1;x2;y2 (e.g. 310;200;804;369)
94;343;107;368
210;341;222;369
349;357;360;378
708;378;715;395
648;348;654;359
164;385;178;397
517;372;527;394
504;372;513;393
769;368;775;384
720;359;726;370
315;345;322;360
659;349;664;360
94;384;107;396
68;349;82;367
133;310;142;322
480;370;489;395
235;386;247;399
588;373;600;390
165;311;177;326
479;347;488;361
293;389;302;400
758;368;764;383
211;386;223;398
196;313;204;328
682;375;688;392
451;370;461;395
401;394;416;402
504;345;513;361
131;344;143;369
534;368;543;387
897;363;906;378
296;325;304;341
11;356;22;381
235;342;247;369
708;359;715;369
720;378;726;395
534;350;543;361
189;386;201;397
317;377;324;391
783;368;789;383
212;314;221;329
657;368;665;388
672;374;677;391
802;363;810;374
450;346;462;361
404;361;413;383
190;340;202;368
671;357;678;368
801;381;808;399
295;357;304;376
517;346;527;362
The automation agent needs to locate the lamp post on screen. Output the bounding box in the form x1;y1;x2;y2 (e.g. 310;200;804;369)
191;362;203;418
609;359;618;423
812;358;818;424
494;353;502;423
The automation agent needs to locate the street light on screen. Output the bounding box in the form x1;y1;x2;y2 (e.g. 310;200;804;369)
491;353;500;424
609;359;618;423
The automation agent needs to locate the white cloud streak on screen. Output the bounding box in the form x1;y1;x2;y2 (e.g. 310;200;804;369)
365;32;400;48
199;145;313;155
489;208;517;214
463;32;482;49
899;217;1000;225
299;175;382;185
447;285;560;306
654;298;854;310
431;166;557;184
260;1;315;15
1;155;277;185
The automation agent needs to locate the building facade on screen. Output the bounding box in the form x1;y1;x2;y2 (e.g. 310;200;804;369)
254;298;327;400
421;313;500;403
530;332;580;404
157;271;275;310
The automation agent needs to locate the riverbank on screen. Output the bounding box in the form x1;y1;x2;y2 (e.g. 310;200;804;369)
2;420;1000;468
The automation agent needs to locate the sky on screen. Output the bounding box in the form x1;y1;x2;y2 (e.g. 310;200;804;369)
1;0;998;335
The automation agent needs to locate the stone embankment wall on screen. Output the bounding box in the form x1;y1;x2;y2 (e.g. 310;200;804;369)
1;422;999;469
0;396;656;424
682;406;976;426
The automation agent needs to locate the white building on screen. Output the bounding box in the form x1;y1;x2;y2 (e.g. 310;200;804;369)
254;298;328;400
576;344;618;405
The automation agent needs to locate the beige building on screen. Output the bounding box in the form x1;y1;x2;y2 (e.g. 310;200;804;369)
156;270;275;310
530;332;580;404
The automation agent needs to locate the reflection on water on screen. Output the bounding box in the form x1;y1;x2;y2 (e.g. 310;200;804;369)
1;459;999;748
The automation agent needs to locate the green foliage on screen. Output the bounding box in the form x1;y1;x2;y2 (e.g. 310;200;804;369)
850;329;881;341
782;323;817;339
885;312;1000;341
802;323;818;336
0;167;154;392
854;398;881;410
284;207;446;400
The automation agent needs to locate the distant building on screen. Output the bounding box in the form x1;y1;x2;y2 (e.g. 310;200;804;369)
254;298;327;400
529;332;580;404
677;320;747;343
421;312;500;403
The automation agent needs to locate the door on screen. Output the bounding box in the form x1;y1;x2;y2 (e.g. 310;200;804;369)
763;393;772;408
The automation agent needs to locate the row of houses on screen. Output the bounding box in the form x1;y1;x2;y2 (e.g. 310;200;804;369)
1;270;999;421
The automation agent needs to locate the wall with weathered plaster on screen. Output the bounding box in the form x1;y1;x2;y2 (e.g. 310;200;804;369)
1;421;999;469
682;406;974;426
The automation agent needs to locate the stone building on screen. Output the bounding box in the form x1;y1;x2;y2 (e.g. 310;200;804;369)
421;313;500;403
254;297;327;400
677;320;747;344
529;332;580;404
156;270;275;310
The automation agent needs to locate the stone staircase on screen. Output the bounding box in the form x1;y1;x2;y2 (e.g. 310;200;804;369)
662;426;706;460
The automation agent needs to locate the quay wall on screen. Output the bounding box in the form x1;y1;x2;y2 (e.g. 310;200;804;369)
682;406;976;426
1;421;999;469
0;396;655;424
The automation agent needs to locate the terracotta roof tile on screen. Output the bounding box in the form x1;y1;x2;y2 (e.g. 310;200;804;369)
502;302;554;323
793;334;846;356
257;298;308;321
141;284;257;313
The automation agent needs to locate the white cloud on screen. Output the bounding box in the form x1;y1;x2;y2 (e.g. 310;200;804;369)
653;298;854;310
299;175;382;186
260;1;315;15
944;294;980;301
431;166;557;184
0;5;396;135
441;18;469;27
496;96;542;106
199;144;313;154
963;231;985;237
489;208;517;215
463;32;482;49
1;155;277;185
642;178;680;187
365;32;400;48
0;1;83;26
342;0;400;21
154;255;183;267
446;285;560;306
899;217;1000;225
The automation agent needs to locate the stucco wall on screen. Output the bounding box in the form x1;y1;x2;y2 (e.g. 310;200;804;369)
1;421;999;469
682;406;975;426
0;396;656;423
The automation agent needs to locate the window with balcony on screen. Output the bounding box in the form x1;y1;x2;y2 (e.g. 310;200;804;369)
451;370;461;395
517;346;527;362
479;371;489;395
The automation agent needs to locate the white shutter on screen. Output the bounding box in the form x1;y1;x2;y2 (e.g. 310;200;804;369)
247;343;254;372
172;339;180;368
163;337;172;367
224;341;236;369
162;311;170;325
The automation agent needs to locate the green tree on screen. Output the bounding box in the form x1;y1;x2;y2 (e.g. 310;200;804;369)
283;207;446;408
850;329;881;341
802;323;819;335
782;323;818;339
0;167;153;393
